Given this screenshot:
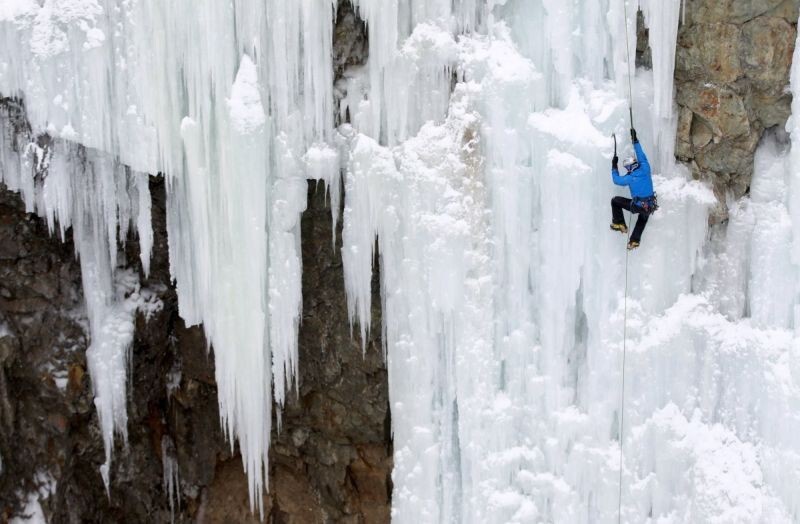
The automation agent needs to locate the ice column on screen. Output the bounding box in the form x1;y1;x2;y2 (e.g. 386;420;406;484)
790;16;800;332
1;0;340;510
639;0;682;173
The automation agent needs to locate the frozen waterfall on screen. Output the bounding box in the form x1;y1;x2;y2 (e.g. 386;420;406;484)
2;0;800;522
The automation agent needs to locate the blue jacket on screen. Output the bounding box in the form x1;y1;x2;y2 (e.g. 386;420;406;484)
612;142;654;199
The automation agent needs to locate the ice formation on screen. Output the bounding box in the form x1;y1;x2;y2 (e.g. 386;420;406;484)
162;435;181;523
1;0;799;522
1;0;336;515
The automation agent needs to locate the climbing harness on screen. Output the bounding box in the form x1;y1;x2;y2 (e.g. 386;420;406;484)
633;194;659;216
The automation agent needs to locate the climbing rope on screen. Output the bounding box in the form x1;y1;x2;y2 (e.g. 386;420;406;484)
617;225;631;524
621;0;635;128
617;1;636;522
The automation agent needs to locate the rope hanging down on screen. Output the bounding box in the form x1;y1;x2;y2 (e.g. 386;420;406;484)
622;0;635;128
617;1;636;522
617;228;631;524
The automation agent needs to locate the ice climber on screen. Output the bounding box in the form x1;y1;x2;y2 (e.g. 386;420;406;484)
610;127;657;250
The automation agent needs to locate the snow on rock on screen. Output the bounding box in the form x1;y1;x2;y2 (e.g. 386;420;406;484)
9;472;56;524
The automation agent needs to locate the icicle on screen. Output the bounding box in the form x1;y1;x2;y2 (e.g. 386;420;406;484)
789;13;800;335
161;436;181;523
2;1;800;521
2;1;342;512
0;110;158;495
135;173;153;277
638;0;682;174
682;0;686;26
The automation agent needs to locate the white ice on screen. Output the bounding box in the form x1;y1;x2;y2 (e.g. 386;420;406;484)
338;0;799;522
1;1;338;514
2;0;800;521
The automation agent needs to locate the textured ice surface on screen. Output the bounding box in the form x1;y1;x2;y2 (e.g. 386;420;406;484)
338;1;799;522
1;0;800;521
1;1;337;514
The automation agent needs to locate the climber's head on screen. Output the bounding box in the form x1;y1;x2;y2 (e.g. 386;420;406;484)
622;156;639;173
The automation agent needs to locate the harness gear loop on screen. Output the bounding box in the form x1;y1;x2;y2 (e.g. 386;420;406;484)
633;194;659;216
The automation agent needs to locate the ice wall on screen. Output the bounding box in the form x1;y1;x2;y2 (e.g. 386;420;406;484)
339;0;799;522
2;0;800;521
790;21;800;335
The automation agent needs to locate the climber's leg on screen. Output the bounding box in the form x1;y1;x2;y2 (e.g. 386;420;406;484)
610;197;631;233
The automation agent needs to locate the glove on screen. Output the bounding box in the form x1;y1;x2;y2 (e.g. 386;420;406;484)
612;155;619;170
631;128;638;144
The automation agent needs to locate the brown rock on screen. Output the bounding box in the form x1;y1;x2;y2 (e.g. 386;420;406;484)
696;131;760;173
749;88;793;128
671;0;799;205
347;444;391;523
740;16;795;91
67;364;85;395
273;463;325;523
689;0;786;24
691;116;714;149
0;331;18;365
676;23;742;83
677;83;750;139
201;457;271;523
676;107;694;160
766;0;800;21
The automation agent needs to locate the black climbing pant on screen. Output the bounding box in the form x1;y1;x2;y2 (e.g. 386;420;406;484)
611;196;649;243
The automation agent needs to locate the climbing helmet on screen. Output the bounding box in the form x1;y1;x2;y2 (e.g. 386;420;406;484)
622;156;639;172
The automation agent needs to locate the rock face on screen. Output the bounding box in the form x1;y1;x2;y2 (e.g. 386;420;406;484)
674;0;799;219
199;183;390;524
0;180;92;522
0;148;388;523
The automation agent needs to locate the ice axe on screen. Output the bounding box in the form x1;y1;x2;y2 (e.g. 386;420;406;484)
611;132;619;171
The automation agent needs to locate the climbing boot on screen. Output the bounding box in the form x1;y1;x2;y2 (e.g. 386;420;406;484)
627;240;640;250
610;222;628;234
